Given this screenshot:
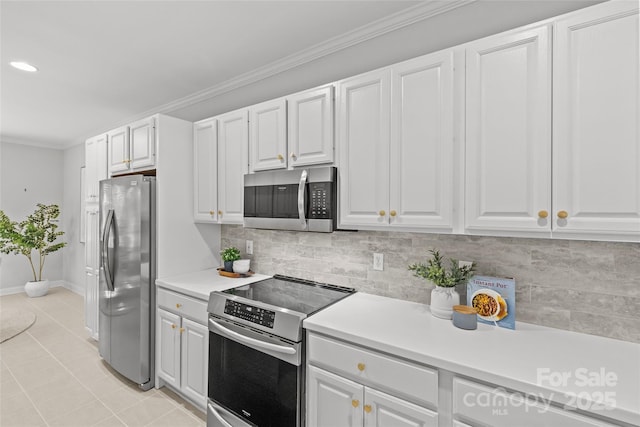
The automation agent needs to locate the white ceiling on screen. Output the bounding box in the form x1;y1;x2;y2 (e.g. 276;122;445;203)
1;0;603;150
1;0;426;149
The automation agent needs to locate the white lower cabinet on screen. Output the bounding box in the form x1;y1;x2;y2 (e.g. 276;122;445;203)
307;333;438;427
156;288;209;409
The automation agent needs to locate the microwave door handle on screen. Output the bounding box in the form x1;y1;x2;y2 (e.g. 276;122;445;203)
207;402;233;427
209;318;296;355
101;209;115;292
298;169;308;226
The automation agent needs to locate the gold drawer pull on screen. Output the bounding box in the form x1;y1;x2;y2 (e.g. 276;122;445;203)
218;210;223;216
557;210;568;219
176;303;182;309
538;210;548;219
364;404;372;413
209;210;215;215
390;210;397;217
378;210;385;217
277;154;284;161
171;324;176;329
352;399;359;408
357;363;365;372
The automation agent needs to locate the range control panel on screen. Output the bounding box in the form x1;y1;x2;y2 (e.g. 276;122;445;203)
224;300;275;329
309;182;333;219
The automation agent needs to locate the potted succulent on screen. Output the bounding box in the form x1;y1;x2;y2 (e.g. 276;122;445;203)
0;204;66;297
220;246;241;272
409;249;475;319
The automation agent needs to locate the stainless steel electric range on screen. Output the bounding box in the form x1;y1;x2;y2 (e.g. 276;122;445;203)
206;275;355;427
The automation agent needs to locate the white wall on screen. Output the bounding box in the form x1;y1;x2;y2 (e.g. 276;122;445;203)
62;143;85;294
0;142;64;292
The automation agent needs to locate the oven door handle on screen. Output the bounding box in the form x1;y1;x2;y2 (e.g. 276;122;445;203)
297;169;308;226
209;318;296;355
207;402;233;427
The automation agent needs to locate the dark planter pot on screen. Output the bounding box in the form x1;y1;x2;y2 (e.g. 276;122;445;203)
224;260;234;272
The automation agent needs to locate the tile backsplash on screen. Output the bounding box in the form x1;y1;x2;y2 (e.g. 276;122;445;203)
222;225;640;343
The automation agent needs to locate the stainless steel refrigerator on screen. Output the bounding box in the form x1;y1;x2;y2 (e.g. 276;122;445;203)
99;175;156;390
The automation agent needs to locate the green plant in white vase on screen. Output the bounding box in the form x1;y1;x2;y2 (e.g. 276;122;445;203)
409;249;475;319
220;246;241;272
0;204;66;297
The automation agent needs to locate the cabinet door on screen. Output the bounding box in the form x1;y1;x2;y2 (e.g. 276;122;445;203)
465;25;552;235
288;86;334;167
307;365;364;427
108;126;130;174
553;2;640;240
250;98;287;171
218;109;249;224
129;117;156;170
85;137;98;203
84;206;99;272
390;51;455;231
337;69;391;228
180;318;208;408
84;271;99;341
157;309;181;390
365;388;438;427
194;119;218;223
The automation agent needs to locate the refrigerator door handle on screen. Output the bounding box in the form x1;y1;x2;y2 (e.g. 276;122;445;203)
102;209;115;291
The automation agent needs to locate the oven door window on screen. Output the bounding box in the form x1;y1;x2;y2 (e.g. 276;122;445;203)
208;331;299;427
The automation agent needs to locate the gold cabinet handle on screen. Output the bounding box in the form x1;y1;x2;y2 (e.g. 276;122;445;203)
364;404;372;414
378;210;385;217
209;210;214;216
557;210;568;219
290;152;296;159
179;327;185;333
538;210;548;219
171;324;176;329
357;363;365;372
218;210;223;216
176;303;182;309
277;154;284;161
352;399;359;408
390;210;397;217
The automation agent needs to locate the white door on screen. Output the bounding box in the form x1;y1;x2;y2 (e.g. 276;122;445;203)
288;86;334;167
553;2;640;240
390;51;455;231
465;25;552;236
157;309;181;390
218;109;249;224
84;271;99;340
180;318;208;408
193;119;218;223
307;365;363;427
129;117;156;170
108;126;130;174
364;388;438;427
250;98;287;171
84;206;99;272
337;69;391;228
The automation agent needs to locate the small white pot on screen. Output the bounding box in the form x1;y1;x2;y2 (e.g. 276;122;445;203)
430;286;460;319
25;280;49;298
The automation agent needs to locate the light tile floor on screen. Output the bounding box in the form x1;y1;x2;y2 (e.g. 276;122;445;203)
0;287;206;427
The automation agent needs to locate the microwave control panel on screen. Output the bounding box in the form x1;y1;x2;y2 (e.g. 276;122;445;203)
224;300;275;329
309;182;333;219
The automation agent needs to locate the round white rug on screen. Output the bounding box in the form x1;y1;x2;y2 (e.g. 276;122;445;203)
0;307;37;343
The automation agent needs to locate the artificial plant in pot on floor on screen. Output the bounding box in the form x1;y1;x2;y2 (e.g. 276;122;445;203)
0;204;66;297
409;249;475;320
220;246;241;272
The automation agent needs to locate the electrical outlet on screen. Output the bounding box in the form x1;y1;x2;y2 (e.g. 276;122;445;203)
459;260;473;269
373;253;384;271
246;240;253;255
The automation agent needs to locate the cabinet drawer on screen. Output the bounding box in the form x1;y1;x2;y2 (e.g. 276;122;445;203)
157;288;208;324
307;333;438;408
453;377;616;427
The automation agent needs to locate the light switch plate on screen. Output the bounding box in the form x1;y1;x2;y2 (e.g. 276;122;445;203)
246;240;253;255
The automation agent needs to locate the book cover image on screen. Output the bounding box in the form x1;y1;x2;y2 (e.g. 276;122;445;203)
467;275;515;330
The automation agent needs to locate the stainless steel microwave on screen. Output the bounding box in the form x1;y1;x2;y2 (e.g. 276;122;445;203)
243;166;337;233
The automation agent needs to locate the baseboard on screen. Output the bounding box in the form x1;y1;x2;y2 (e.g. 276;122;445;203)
0;285;25;296
0;280;83;297
61;280;84;296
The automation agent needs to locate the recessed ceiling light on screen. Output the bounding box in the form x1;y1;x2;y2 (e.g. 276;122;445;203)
10;61;38;72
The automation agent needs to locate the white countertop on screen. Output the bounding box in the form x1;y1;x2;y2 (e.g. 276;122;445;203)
156;268;271;300
304;292;640;425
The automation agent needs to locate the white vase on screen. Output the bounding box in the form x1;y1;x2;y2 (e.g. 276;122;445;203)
25;280;49;298
430;286;460;319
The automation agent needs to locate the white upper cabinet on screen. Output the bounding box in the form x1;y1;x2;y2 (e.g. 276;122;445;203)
108;116;156;175
84;133;108;203
288;85;334;167
390;51;455;231
338;51;456;232
193;119;218;223
465;24;552;236
250;98;287;171
553;1;640;240
218;109;249;224
337;69;391;228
